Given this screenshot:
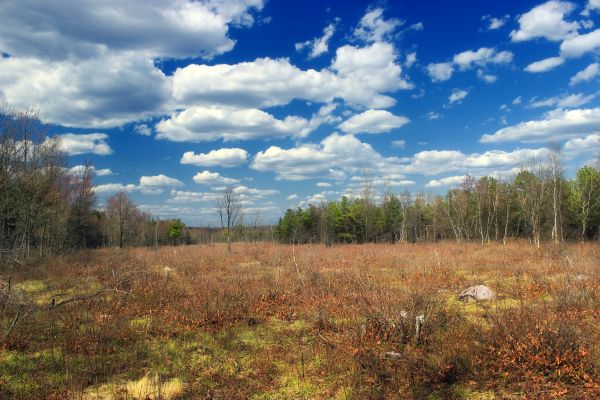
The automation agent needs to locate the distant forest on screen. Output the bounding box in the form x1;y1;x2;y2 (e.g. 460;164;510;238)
2;106;600;264
276;159;600;246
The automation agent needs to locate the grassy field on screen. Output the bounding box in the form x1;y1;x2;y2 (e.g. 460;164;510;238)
1;242;599;399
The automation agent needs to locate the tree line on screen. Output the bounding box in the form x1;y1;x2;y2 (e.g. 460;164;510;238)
3;105;599;262
0;106;201;264
275;153;600;246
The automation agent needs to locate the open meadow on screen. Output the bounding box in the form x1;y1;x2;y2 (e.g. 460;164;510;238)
1;242;599;399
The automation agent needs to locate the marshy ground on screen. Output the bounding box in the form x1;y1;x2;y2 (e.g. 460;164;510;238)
1;242;599;399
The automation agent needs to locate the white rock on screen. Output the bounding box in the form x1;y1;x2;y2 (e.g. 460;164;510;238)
382;351;402;359
458;285;496;301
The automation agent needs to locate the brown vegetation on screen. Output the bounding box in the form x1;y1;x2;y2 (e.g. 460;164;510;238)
1;241;598;399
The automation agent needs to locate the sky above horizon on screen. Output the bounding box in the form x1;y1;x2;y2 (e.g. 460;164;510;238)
1;0;600;225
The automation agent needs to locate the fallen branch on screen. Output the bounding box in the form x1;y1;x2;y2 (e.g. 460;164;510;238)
49;287;130;309
317;333;336;349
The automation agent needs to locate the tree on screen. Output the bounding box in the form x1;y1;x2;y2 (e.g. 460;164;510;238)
0;105;73;261
571;166;600;241
515;160;550;248
548;144;564;243
105;191;141;248
67;163;97;248
167;219;185;245
217;186;241;253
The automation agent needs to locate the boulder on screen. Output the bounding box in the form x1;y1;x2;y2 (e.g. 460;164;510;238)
382;351;402;360
458;285;496;301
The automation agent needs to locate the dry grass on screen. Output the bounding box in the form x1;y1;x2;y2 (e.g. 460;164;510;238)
1;241;599;399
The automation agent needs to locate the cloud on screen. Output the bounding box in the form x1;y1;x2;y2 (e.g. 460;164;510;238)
570;63;600;85
428;47;512;82
524;56;565;72
94;183;138;194
405;52;417;68
134;124;152;136
510;1;579;42
180;148;248;167
528;93;596;108
316;182;332;187
354;8;402;43
448;89;469;105
251;133;403;180
452;47;513;70
560;28;600;57
167;189;223;203
0;0;264;60
563;133;600;156
286;194;298;200
427;62;454;81
156;105;311;142
296;21;337;59
193;171;239;185
172;41;412;110
338;109;409;134
477;69;497;83
392;140;406;149
401;148;548;176
0;55;171;128
425;175;468;188
427;111;442;120
94;173;183;196
51;133;112;155
95;168;114;176
232;185;279;196
139;174;183;188
482;15;509;30
462;149;548;168
254;136;554;181
481;107;600;143
513;96;523;105
0;1;267;129
68;165;113;176
582;0;600;16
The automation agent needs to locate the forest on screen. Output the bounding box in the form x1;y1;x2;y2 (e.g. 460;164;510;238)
275;164;600;246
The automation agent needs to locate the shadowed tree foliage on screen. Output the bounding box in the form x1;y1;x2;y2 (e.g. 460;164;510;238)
0;105;100;262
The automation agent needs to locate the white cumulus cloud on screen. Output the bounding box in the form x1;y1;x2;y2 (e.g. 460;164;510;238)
354;8;403;43
338;109;409;134
481;107;600;143
156;105;311;142
193;171;239;185
181;148;248;167
139;174;183;187
51;133;112;155
510;1;579;42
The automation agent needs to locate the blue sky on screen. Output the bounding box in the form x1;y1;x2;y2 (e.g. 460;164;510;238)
1;0;600;225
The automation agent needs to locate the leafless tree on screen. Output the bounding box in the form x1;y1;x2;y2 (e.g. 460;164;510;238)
105;191;141;248
516;157;550;248
548;143;564;243
217;186;241;253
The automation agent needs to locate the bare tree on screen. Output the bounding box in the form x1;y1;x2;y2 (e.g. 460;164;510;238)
515;158;550;248
548;143;564;243
217;186;241;253
105;191;141;248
